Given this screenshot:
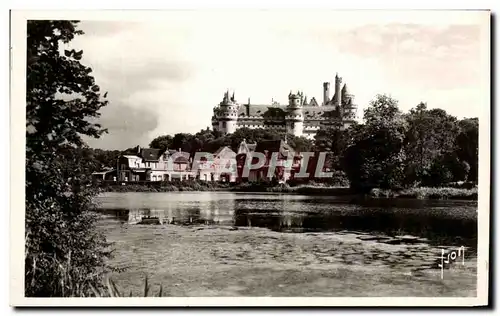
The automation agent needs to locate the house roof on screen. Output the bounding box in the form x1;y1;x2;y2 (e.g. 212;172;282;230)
123;155;141;159
236;102;343;120
140;148;162;161
255;140;297;158
237;139;257;154
92;170;115;175
302;106;340;119
213;146;236;158
169;151;190;164
243;104;288;117
213;146;227;157
308;97;319;107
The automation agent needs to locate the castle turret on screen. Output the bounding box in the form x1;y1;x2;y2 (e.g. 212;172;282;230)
334;73;342;106
341;83;352;104
216;90;239;135
341;83;357;121
322;82;330;106
285;92;304;137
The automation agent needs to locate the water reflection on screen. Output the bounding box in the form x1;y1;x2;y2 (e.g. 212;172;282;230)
102;198;235;226
97;192;477;250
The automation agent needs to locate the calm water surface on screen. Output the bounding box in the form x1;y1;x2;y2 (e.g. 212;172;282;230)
95;192;477;249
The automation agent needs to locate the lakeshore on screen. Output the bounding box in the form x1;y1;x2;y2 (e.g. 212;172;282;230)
97;181;478;200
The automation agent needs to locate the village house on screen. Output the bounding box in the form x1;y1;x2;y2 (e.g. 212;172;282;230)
194;146;238;182
236;139;302;183
116;146;193;182
102;139;331;184
91;168;117;182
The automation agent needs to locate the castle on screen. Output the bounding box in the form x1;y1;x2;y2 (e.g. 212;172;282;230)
211;73;357;139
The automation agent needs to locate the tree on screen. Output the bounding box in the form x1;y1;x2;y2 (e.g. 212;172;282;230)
403;103;460;186
192;128;217;152
342;95;408;191
149;135;173;152
169;133;190;152
286;134;313;153
226;127;279;151
26;20;110;296
92;148;121;169
314;126;353;171
455;118;479;182
402;103;478;186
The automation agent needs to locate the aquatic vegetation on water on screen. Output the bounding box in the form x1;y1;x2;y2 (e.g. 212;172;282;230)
369;187;477;200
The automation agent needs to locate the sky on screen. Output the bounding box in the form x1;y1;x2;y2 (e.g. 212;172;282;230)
66;10;489;150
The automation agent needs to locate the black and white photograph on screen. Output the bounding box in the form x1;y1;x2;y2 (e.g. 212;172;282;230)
10;9;490;306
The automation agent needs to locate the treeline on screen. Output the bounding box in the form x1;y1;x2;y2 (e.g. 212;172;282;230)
334;95;478;191
92;94;478;191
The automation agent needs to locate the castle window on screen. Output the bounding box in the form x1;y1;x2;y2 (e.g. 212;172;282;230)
222;121;227;128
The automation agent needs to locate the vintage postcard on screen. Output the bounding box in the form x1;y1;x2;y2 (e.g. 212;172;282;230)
10;9;490;306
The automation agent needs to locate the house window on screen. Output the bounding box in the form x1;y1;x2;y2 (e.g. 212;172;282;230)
222;121;227;128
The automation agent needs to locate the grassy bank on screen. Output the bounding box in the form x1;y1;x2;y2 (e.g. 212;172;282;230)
369;187;478;200
99;181;353;196
230;182;353;195
98;181;477;200
98;181;232;193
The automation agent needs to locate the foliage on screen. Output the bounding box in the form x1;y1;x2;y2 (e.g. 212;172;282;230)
342;95;408;191
90;277;164;297
455;118;479;182
99;180;232;193
285;134;314;152
147;127;313;155
314;126;353;170
149;135;173;152
338;96;478;191
369;186;477;200
26;20;110;297
403;102;460;186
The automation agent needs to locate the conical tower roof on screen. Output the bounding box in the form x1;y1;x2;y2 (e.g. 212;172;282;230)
341;83;351;96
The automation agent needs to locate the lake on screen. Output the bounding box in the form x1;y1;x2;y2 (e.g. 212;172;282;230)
95;192;478;297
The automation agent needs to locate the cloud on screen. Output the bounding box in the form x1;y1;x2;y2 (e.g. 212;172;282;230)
333;23;482;90
84;102;159;150
78;20;142;37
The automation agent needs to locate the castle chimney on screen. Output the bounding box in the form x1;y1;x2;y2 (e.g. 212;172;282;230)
323;82;330;106
334;73;342;106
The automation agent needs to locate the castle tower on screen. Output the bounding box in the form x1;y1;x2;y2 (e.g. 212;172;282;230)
341;83;353;104
334;73;342;106
217;90;239;135
285;91;304;137
341;83;357;120
322;82;330;106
